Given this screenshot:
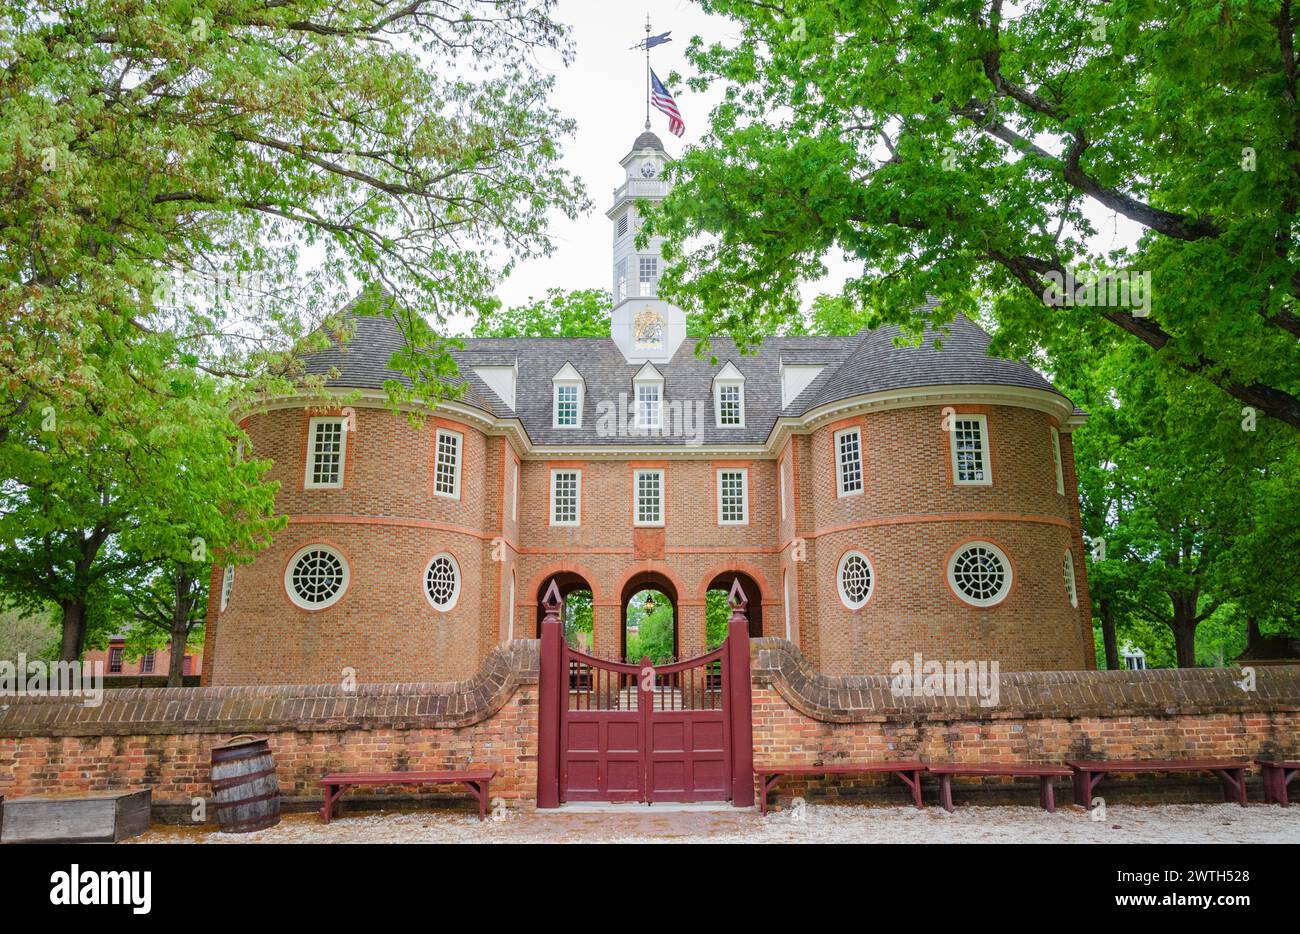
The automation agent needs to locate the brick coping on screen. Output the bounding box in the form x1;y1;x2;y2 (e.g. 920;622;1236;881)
750;638;1300;723
0;641;539;737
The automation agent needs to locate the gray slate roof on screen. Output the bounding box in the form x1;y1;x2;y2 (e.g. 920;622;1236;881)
301;303;1070;447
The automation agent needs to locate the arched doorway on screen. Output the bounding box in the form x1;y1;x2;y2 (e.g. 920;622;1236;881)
535;572;594;651
705;571;763;642
621;571;678;663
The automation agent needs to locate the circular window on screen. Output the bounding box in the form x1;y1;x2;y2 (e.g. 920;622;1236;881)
221;565;235;612
424;553;460;611
947;541;1012;607
1063;551;1078;608
837;551;874;609
285;545;349;610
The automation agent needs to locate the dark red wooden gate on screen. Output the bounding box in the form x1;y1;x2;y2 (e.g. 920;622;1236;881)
536;579;755;808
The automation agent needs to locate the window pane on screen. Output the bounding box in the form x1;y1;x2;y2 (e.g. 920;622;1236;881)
637;470;662;524
719;384;742;425
954;418;986;482
435;431;460;495
719;470;746;523
837;429;863;493
311;419;343;485
553;471;579;524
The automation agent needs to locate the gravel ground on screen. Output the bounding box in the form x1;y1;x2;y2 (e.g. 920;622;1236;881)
131;802;1300;844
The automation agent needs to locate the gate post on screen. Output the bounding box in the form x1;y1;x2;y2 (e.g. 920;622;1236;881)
537;580;564;808
726;579;755;807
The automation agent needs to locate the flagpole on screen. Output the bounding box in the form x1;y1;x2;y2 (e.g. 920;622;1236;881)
644;14;651;131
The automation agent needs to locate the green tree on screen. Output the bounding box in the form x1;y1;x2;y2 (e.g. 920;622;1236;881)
473;289;611;338
647;0;1300;428
1;0;588;431
0;334;283;662
123;562;210;687
0;602;58;661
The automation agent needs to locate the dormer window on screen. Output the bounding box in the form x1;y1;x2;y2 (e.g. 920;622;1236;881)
552;363;585;429
633;363;664;432
713;362;746;428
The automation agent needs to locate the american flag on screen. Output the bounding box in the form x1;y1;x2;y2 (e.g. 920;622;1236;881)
650;69;684;137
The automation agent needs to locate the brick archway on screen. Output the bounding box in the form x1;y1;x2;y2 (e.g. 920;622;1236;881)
529;564;599;639
620;570;679;662
698;561;769;640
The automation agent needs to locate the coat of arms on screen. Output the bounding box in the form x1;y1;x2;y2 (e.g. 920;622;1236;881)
634;306;664;347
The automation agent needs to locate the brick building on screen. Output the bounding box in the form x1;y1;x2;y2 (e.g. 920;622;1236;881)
203;131;1094;686
84;635;201;679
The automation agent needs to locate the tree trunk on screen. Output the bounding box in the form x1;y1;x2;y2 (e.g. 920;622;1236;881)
1100;598;1119;670
57;600;87;663
167;566;194;688
1245;616;1263;655
1170;597;1200;668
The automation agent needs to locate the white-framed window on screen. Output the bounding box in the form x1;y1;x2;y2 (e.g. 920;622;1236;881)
285;544;349;611
716;383;744;427
837;551;874;609
615;258;628;302
778;458;787;520
616;211;628;239
1050;426;1064;495
634;468;664;526
551;469;581;526
221;565;235;612
510;459;519;521
950;414;991;485
554;383;581;428
304;417;346;488
717;468;748;525
835;427;863;496
434;428;462;498
1063;550;1078;607
424;553;460;611
639;256;658;295
637;383;661;430
947;540;1012;607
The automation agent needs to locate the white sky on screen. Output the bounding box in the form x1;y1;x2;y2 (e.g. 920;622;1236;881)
454;0;1141;334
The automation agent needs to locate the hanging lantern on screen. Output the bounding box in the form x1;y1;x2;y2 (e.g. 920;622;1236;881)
643;594;656;613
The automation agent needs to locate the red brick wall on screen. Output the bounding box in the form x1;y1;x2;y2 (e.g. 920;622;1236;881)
206;397;1094;684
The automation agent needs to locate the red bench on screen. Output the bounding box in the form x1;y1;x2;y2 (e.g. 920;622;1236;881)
319;769;496;823
928;764;1073;813
755;762;926;815
1257;759;1300;806
1065;759;1250;808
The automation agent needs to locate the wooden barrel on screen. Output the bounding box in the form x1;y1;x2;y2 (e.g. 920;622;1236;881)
210;735;280;833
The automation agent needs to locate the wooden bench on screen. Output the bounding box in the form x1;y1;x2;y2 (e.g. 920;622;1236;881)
755;762;926;815
1257;759;1300;806
319;770;495;823
1065;759;1250;808
928;764;1073;813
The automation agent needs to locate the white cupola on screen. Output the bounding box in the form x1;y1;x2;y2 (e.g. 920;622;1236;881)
607;131;686;364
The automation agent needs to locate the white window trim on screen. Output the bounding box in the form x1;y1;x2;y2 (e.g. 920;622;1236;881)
716;468;749;526
423;552;461;612
1064;550;1078;608
635;381;663;431
552;380;584;429
947;540;1013;608
284;544;350;611
714;379;746;428
834;427;863;497
634;468;665;527
433;428;462;499
949;414;993;486
304;417;347;489
1050;426;1065;495
550;469;582;527
837;550;875;609
220;565;234;612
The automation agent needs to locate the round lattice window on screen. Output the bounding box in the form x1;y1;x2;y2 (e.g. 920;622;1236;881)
424;553;460;611
837;551;874;609
947;541;1012;607
221;565;235;612
285;545;348;610
1063;551;1078;608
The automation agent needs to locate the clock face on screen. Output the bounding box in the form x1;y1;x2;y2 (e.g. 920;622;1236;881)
640;161;657;179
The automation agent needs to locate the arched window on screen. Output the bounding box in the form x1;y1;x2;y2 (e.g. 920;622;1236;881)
285;545;349;610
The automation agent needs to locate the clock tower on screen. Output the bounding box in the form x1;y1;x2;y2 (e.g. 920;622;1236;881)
607;131;687;363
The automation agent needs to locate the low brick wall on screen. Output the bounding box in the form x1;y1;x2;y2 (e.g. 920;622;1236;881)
0;642;539;820
751;638;1300;806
